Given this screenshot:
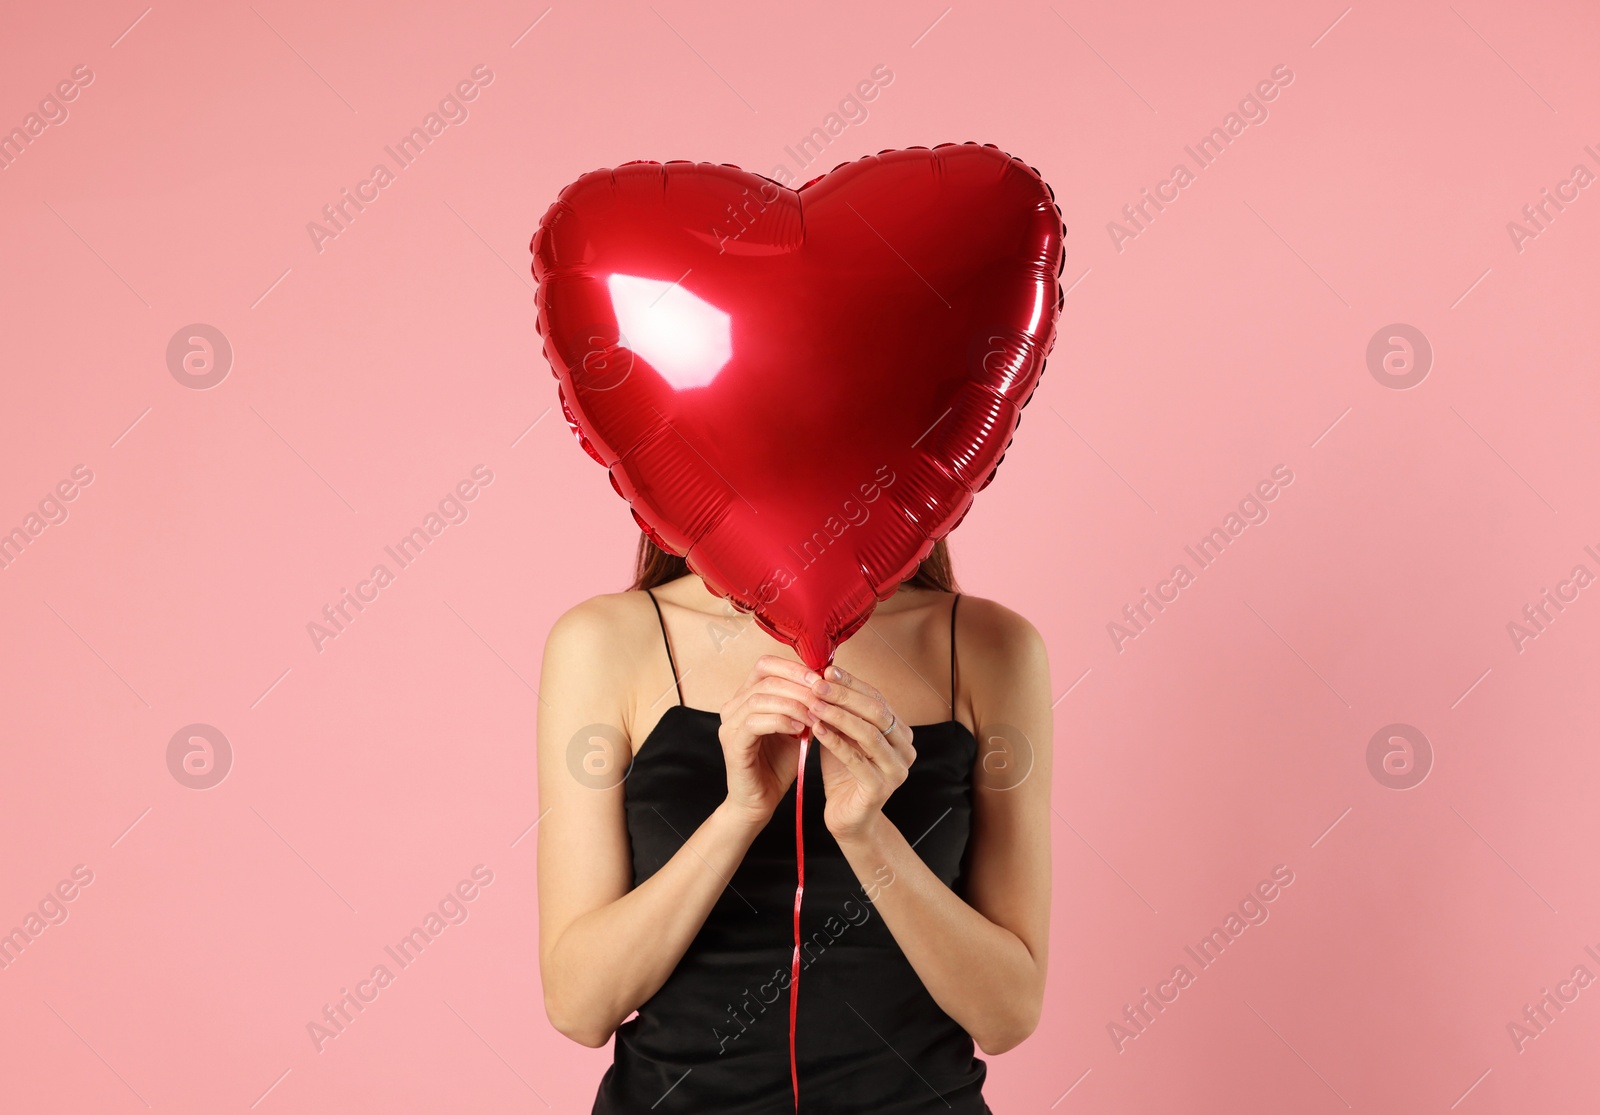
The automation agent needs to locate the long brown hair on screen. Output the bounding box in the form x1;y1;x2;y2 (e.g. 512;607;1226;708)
630;534;959;594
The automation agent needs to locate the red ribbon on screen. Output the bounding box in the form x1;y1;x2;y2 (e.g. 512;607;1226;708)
788;725;810;1111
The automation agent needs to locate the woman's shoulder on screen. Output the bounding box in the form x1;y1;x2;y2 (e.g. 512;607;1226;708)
953;592;1046;655
543;584;1046;679
947;592;1050;699
543;589;660;662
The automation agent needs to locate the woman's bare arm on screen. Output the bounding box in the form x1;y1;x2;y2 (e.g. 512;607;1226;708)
818;598;1053;1055
536;596;814;1047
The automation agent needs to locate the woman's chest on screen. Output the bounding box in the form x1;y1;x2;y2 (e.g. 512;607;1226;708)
624;712;978;892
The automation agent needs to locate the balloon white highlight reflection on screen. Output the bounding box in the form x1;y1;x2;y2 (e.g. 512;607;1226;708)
608;273;732;390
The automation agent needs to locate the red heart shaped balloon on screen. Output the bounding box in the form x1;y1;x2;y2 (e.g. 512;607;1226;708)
532;143;1065;670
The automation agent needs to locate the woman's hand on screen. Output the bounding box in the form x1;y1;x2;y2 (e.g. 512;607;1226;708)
717;655;818;827
806;664;917;841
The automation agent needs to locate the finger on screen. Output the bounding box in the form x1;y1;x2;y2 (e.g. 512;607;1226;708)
754;654;823;687
814;669;914;765
809;677;894;737
753;676;819;705
813;720;884;788
725;680;810;720
738;692;814;730
746;712;807;738
822;663;884;703
810;698;899;774
722;696;813;752
724;658;814;711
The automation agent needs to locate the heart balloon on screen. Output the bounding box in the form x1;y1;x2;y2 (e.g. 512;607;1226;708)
531;142;1065;671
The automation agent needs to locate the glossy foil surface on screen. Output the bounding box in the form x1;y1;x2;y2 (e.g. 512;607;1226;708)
532;142;1065;670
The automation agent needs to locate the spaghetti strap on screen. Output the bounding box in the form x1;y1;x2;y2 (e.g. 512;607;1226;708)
644;589;684;707
949;593;960;720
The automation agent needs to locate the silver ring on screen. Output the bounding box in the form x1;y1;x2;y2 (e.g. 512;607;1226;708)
883;712;897;736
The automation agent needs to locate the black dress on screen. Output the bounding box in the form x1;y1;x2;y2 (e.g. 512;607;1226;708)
592;594;992;1114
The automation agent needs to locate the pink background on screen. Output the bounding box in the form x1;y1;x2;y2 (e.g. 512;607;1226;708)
3;0;1598;1110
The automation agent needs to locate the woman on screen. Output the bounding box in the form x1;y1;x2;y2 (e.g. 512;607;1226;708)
537;535;1053;1112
